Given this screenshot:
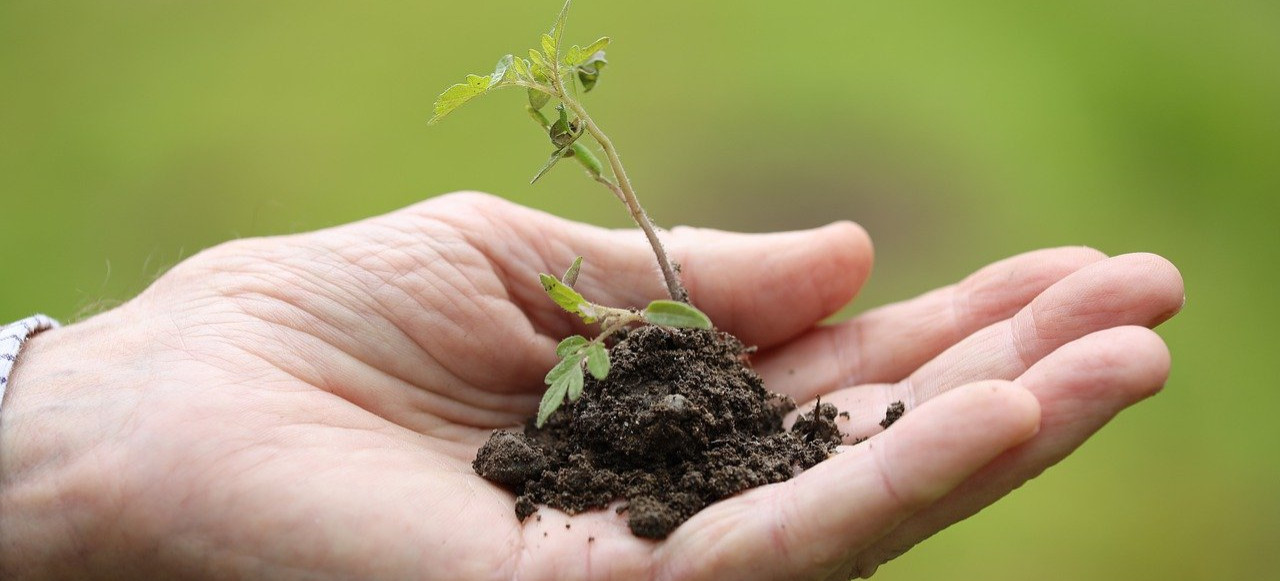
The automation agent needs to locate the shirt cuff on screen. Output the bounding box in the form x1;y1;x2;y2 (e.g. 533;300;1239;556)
1;314;61;409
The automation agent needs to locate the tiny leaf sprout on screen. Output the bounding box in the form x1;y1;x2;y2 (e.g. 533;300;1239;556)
534;258;711;426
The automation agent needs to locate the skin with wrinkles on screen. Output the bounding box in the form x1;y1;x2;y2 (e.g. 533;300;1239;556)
0;192;1183;580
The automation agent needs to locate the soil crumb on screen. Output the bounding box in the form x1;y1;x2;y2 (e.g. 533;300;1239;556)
880;401;906;429
473;326;846;539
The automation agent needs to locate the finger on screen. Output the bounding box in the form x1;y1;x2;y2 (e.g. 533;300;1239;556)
853;326;1170;575
657;381;1040;581
419;192;874;350
897;252;1183;405
667;222;873;350
802;253;1183;441
755;246;1108;401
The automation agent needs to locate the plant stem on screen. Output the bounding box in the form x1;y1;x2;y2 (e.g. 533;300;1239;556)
553;78;689;302
590;173;627;204
596;317;636;343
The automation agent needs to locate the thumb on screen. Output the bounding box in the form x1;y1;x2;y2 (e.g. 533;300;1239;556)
387;192;873;349
662;222;873;349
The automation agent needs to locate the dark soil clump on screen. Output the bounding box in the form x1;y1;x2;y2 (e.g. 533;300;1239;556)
880;401;906;429
473;326;847;539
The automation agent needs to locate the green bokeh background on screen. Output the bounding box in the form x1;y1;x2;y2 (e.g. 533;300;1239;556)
2;1;1276;578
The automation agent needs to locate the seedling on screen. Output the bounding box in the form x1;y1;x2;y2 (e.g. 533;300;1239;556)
448;0;851;539
430;0;713;426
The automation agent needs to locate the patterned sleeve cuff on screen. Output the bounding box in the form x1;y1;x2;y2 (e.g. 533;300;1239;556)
1;314;61;408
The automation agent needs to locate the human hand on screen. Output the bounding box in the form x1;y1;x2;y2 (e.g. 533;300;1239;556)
0;193;1182;580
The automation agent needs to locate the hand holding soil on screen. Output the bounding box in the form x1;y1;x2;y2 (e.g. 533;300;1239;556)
0;193;1183;579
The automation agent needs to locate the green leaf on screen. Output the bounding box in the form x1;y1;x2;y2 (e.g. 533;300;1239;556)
556;335;589;357
545;353;582;384
541;351;585;425
575;52;606;92
576;56;604;91
561;256;583;287
539;273;594;321
528;49;549;74
643;300;713;329
528;87;551;110
428;74;490;125
581;37;610;60
528;104;551;128
523;56;552;110
565;363;585;401
563;45;583;67
537;363;579;427
531;144;572;184
566;37;610;66
427;55;518;125
585;343;610;380
540;33;557;63
512;56;531;81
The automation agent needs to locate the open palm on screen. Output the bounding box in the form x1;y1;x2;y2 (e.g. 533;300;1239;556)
1;193;1182;580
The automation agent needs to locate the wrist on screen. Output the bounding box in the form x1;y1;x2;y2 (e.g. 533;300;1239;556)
0;312;134;578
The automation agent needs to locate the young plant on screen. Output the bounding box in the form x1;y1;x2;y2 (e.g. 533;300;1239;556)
430;1;714;426
536;257;710;426
429;0;687;302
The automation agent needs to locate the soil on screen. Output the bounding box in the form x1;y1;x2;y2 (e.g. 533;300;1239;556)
473;325;855;539
880;401;906;429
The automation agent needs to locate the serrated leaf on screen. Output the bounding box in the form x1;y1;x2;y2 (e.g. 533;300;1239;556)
643;300;713;329
556;335;589;357
427;55;518;125
585;343;610;380
561;256;583;287
537;365;576;427
539;273;592;318
428;74;491;125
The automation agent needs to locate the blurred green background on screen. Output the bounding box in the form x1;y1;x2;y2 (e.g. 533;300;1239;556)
2;0;1276;578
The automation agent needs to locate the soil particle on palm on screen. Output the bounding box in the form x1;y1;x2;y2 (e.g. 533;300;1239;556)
880;401;906;429
473;326;847;539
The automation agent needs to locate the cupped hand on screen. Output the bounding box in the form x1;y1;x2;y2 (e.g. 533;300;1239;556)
0;193;1183;580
